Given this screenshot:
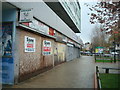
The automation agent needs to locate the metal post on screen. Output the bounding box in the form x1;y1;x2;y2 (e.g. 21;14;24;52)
105;69;109;73
95;54;96;62
114;33;116;63
96;66;99;73
96;66;101;89
95;49;96;62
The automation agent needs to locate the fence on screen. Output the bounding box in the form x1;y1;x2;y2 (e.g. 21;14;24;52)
94;53;119;63
95;66;120;89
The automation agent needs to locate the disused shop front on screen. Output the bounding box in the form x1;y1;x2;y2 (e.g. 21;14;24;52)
55;32;81;63
66;39;81;62
16;18;56;82
2;3;82;84
54;32;67;65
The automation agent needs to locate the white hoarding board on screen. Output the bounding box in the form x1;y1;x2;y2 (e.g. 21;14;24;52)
43;40;51;55
20;9;33;22
24;36;36;52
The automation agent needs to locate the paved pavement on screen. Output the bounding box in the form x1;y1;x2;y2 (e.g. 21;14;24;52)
4;56;120;88
11;56;95;88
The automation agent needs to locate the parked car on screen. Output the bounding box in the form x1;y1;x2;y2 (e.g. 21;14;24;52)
94;53;101;56
80;51;84;55
110;52;119;55
85;51;93;56
103;54;111;57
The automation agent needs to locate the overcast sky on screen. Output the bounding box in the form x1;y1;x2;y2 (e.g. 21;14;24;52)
77;2;97;44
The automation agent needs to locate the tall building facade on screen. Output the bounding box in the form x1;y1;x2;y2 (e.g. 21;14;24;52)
44;0;81;33
59;0;81;32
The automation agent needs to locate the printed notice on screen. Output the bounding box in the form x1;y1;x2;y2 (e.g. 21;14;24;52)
24;36;36;52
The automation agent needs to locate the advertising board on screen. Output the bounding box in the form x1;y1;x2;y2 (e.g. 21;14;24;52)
43;40;51;55
24;36;36;52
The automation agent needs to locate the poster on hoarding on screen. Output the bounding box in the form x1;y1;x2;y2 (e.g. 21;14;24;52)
2;22;13;56
24;36;36;52
2;22;14;84
43;40;51;55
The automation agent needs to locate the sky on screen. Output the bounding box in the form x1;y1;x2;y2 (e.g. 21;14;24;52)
76;2;97;44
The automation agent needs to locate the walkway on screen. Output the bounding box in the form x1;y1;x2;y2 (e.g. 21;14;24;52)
11;56;95;88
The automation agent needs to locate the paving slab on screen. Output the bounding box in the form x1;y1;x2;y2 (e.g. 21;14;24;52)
10;56;95;88
4;56;119;88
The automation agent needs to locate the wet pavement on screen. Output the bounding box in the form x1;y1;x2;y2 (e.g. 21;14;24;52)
12;56;95;88
5;56;120;88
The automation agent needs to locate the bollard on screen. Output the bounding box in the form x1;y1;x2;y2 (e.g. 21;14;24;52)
96;66;99;73
105;69;109;73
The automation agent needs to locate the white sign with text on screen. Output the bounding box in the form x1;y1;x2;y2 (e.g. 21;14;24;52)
24;36;36;52
20;9;33;22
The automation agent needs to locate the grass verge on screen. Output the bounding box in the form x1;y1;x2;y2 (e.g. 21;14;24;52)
95;60;120;63
95;60;113;63
100;73;120;88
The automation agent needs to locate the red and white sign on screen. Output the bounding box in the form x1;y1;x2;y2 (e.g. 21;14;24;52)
43;40;51;55
49;28;55;36
29;19;49;34
21;19;56;37
24;36;36;52
43;47;51;52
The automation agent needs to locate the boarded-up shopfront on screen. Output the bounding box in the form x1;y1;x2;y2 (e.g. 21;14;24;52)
16;29;42;81
41;38;54;69
2;2;82;85
54;32;67;65
11;22;80;82
57;43;66;64
66;43;74;61
66;39;80;62
16;18;55;82
54;41;58;65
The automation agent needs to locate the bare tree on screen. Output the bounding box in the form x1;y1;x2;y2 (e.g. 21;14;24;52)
85;1;120;32
91;25;109;50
